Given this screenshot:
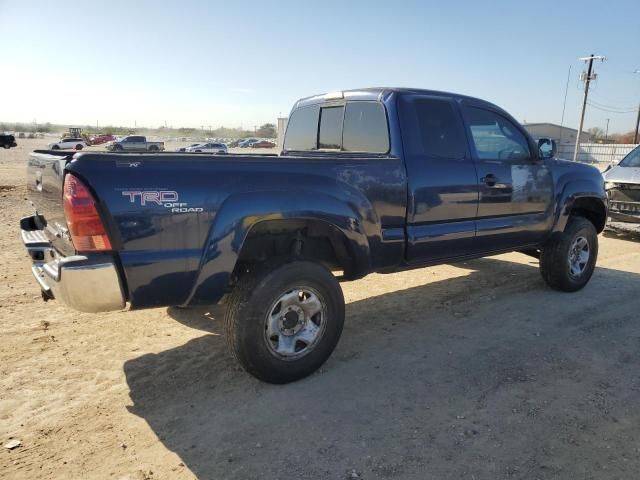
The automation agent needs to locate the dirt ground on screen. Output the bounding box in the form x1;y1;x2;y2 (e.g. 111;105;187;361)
1;138;640;480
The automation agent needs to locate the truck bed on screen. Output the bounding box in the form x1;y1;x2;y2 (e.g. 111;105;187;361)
26;150;407;309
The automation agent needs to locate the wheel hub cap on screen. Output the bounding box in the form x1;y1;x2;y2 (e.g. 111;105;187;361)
264;288;327;359
568;235;590;277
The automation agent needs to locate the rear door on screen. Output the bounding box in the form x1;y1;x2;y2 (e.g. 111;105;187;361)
399;94;479;263
462;104;554;251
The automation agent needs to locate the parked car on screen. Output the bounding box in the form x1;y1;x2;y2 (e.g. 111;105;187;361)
1;133;17;149
603;145;640;224
47;138;87;150
239;138;259;148
22;87;607;384
105;135;164;152
185;142;228;154
251;140;276;149
90;134;116;145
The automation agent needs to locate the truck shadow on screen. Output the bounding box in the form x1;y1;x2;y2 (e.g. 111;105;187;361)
124;256;640;479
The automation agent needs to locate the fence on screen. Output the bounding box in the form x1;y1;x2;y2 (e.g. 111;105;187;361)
556;143;637;169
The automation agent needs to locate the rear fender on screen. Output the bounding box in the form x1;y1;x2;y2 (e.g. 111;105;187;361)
183;191;375;306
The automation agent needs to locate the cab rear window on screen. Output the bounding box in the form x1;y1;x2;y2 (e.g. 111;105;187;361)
283;105;319;151
342;102;389;153
284;101;389;154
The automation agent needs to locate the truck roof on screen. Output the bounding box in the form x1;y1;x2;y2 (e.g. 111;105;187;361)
293;87;502;111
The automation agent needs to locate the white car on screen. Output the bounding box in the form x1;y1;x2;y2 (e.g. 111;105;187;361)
48;138;88;150
185;142;228;154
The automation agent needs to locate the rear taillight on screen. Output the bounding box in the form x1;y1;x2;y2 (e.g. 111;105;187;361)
63;174;112;251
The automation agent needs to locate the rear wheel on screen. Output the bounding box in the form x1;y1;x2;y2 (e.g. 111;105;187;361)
224;259;345;383
540;216;598;292
75;144;83;150
51;145;60;150
149;145;159;152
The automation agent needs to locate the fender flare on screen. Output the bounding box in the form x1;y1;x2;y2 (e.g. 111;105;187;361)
183;190;377;306
552;179;607;233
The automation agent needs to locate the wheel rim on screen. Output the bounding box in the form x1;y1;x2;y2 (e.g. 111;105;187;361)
264;287;327;360
568;235;590;277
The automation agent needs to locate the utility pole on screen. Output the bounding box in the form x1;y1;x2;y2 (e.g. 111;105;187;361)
634;104;640;144
573;54;606;162
605;118;610;141
559;65;572;145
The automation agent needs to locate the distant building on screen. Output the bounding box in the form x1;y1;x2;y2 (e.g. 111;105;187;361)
523;123;592;145
277;117;288;150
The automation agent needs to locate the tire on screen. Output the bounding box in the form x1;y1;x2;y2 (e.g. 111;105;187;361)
113;144;123;152
149;146;159;152
195;150;202;153
3;144;10;149
224;259;345;383
75;144;83;150
51;145;60;150
540;216;598;292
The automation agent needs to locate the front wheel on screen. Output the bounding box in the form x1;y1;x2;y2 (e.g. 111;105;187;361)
540;216;598;292
75;144;83;150
224;259;345;383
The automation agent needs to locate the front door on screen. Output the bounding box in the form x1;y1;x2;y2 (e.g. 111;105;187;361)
462;105;554;252
400;94;479;264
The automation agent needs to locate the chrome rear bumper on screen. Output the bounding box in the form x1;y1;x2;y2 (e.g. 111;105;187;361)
21;216;126;313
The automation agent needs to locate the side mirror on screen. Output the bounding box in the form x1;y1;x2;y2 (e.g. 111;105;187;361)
537;138;556;159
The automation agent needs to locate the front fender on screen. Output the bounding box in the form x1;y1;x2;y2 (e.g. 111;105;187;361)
552;178;607;233
183;190;376;306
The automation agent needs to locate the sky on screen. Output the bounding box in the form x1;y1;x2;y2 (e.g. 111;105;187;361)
1;0;639;134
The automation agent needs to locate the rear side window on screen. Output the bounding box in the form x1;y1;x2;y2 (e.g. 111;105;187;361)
399;97;466;158
318;106;344;149
466;108;530;161
284;105;319;151
343;102;389;153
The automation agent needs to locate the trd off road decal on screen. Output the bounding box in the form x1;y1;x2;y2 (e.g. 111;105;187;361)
121;190;203;213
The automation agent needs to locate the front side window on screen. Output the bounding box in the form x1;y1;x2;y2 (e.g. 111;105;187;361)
318;106;344;149
466;108;530;161
620;146;640;167
283;105;319;151
343;102;389;153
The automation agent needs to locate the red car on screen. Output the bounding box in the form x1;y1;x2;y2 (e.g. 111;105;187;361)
90;134;116;145
251;140;276;148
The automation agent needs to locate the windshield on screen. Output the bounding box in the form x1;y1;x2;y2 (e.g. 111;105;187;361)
619;146;640;167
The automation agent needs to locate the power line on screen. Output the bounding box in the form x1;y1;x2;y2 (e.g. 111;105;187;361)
587;98;638;112
586;102;637;114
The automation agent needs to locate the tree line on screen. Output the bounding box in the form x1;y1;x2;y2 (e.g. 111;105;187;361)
1;122;278;139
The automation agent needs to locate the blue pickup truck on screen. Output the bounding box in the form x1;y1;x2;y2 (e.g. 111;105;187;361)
22;88;607;383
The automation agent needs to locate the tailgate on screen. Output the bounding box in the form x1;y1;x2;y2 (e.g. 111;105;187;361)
27;150;76;256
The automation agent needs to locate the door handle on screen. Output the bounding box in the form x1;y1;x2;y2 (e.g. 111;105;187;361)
481;174;498;187
481;174;510;189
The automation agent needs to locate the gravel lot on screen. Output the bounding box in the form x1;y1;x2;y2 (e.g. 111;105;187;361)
1;139;640;480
